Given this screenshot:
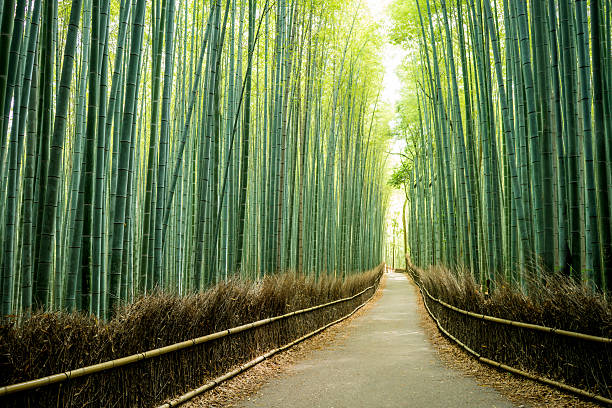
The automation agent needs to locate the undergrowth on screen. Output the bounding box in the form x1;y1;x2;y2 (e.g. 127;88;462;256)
409;262;611;400
420;265;612;337
0;265;383;407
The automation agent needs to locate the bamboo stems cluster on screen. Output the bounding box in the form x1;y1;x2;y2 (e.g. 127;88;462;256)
393;0;612;291
0;0;387;318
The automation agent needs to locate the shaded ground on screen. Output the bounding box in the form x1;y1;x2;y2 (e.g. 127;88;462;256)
236;271;514;408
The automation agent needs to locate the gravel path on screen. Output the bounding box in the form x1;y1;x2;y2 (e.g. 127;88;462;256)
237;271;515;408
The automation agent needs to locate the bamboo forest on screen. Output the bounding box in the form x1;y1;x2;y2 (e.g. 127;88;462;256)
0;0;611;406
0;0;387;319
390;0;612;292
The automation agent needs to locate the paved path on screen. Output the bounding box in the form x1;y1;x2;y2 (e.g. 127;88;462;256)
238;271;515;408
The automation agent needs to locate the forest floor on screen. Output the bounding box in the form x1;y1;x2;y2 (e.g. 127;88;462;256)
187;270;594;407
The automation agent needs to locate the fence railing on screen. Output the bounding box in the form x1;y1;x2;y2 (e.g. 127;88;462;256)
421;284;611;344
406;261;612;406
158;279;380;407
0;273;381;398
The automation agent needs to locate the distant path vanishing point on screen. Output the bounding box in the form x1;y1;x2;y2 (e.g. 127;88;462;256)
238;271;515;408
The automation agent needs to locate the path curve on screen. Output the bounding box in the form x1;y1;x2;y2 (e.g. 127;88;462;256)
238;271;515;408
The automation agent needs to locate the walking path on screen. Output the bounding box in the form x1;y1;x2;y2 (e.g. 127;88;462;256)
238;271;515;407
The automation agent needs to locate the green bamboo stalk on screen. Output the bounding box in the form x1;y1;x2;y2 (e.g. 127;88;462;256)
108;0;146;318
34;0;84;309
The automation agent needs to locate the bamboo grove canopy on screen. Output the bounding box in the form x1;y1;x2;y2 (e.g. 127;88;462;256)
389;0;612;292
0;0;389;319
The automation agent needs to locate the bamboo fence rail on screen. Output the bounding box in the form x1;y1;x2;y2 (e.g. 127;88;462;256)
421;285;611;343
407;264;612;406
158;283;377;407
0;280;379;398
405;261;611;343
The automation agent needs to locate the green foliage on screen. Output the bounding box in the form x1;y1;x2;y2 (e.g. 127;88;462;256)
388;160;412;189
390;0;612;293
0;0;389;318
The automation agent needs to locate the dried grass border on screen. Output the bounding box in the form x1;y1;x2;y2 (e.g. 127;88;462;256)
406;261;611;403
0;265;383;407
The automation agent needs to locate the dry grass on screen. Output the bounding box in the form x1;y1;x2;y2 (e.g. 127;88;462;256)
419;265;612;337
408;264;612;402
0;266;383;407
410;277;601;407
183;273;388;408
